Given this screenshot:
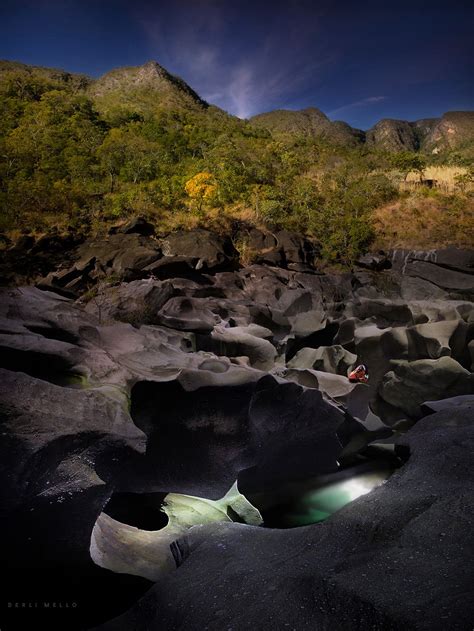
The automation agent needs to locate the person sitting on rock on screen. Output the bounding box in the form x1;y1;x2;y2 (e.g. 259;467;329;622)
348;364;369;383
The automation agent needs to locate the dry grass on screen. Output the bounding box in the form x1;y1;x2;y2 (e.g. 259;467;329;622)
142;203;260;236
373;190;474;250
401;166;473;192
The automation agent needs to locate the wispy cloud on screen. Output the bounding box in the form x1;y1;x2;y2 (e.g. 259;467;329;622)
328;96;387;118
135;1;337;118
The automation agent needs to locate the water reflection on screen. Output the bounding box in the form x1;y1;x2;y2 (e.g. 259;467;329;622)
256;458;396;528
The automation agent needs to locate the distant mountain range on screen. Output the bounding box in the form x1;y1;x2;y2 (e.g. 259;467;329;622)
1;59;473;154
251;109;474;154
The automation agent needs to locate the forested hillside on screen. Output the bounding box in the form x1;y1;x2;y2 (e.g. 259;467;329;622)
1;60;473;264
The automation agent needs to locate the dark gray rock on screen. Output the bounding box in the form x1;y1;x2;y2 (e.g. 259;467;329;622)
94;404;474;631
0;232;83;287
10;234;36;251
128;373;366;499
346;298;414;327
234;227;281;266
407;260;474;293
378;356;474;419
109;217;155;237
433;246;474;273
39;233;162;294
287;344;357;375
390;248;474;298
275;229;318;267
0;366;147;622
280;367;370;421
83;279;176;324
243;228;278;252
156;296;220;332
207;324;277;369
406;319;470;364
158;229;238;271
421;394;474;414
1;238;474;630
355;252;392;271
143;255;202;280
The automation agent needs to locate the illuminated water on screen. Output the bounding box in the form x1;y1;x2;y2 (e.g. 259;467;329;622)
278;469;390;526
257;461;395;528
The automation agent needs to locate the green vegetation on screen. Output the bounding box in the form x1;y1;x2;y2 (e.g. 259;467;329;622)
390;151;426;181
0;61;472;264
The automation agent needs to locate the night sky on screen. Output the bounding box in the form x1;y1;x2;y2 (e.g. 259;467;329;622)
1;0;473;129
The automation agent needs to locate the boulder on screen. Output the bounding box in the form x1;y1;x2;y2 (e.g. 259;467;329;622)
83;279;176;325
275;229;318;268
281;367;370;421
400;274;448;301
235;227;282;266
421;394;474;415
206;324;277;370
391;247;474;274
287;345;357;376
407;260;474;294
109;216;155;237
406;319;470;364
90;482;262;582
346;298;414;327
0;366;146;595
378;356;474;419
243;228;278;252
238;375;366;493
39;234;162;294
390;248;474;298
355;252;392;271
10;234;35;251
433;246;474;273
0;232;83;286
235;228;320;270
156;296;220;332
94;405;474;631
158;229;237;271
143;255;202;281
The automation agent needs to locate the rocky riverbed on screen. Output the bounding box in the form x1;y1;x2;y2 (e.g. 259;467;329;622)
1;222;473;630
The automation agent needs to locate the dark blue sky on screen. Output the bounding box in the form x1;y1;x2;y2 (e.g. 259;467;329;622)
1;0;473;128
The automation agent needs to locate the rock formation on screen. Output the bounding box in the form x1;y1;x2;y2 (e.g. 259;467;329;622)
0;228;473;630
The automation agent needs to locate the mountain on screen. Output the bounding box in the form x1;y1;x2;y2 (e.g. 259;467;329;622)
365;119;418;152
249;107;365;146
249;107;474;155
0;59;91;92
88;60;209;114
423;111;474;154
1;59;473;155
365;113;474;154
411;118;439;147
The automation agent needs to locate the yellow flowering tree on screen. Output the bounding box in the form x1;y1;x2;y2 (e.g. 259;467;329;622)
184;171;217;213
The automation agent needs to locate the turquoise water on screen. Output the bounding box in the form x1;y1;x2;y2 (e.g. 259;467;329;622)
280;469;391;526
258;463;394;528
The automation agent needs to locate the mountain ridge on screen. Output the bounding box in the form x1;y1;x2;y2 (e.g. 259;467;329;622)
1;58;473;153
87;59;209;113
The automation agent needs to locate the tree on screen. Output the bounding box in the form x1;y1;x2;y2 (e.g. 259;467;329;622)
2;90;104;219
97;128;128;193
184;172;217;213
309;170;396;266
391;151;426;181
454;167;474;193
